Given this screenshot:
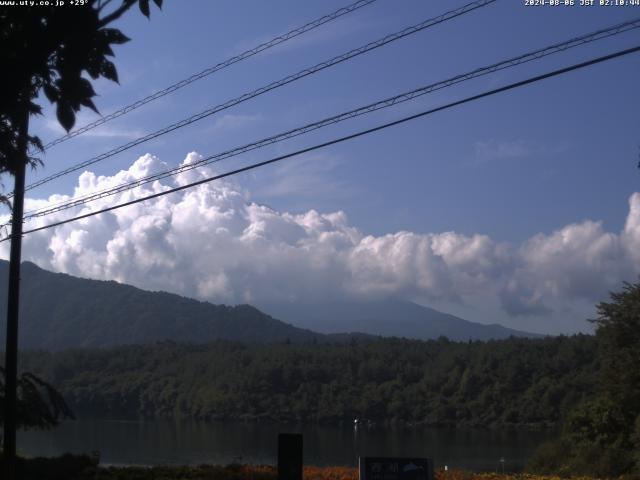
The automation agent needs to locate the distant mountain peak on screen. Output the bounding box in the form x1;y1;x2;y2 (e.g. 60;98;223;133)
257;298;542;341
0;260;540;350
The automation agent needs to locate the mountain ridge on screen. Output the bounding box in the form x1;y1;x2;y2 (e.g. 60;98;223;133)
258;298;542;341
0;261;332;350
0;260;540;350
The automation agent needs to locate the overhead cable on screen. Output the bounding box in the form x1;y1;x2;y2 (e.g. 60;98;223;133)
22;17;640;220
20;0;496;195
5;44;638;242
36;0;380;152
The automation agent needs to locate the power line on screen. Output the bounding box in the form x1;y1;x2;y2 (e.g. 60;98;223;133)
24;17;640;218
20;0;496;196
5;44;638;242
21;17;640;220
36;0;379;152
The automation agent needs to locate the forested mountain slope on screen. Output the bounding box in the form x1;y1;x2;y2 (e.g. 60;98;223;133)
0;261;538;350
0;261;329;349
19;335;597;428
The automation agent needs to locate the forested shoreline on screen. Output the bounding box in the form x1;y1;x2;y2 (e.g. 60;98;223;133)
16;335;597;429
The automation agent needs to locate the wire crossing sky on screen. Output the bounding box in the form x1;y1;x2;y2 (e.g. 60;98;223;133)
8;44;639;241
9;1;640;335
20;17;640;221
21;0;496;194
36;0;379;153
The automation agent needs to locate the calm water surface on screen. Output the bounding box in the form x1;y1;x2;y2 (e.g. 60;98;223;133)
18;419;553;471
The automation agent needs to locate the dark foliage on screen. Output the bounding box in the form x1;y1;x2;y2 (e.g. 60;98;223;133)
0;453;98;480
0;366;73;429
0;456;277;480
593;282;640;420
527;282;640;477
0;0;162;202
19;335;597;429
0;0;162;455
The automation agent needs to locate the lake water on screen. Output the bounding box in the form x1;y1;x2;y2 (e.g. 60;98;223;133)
18;419;553;471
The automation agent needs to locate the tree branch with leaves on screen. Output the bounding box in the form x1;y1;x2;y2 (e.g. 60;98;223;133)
0;1;163;470
0;366;74;430
0;0;162;202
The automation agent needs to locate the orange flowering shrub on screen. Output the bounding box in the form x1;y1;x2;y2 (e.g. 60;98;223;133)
303;466;359;480
436;471;615;480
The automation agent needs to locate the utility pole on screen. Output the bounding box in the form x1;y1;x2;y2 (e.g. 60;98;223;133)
3;101;29;479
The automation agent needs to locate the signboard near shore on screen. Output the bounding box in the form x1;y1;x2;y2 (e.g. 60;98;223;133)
359;457;434;480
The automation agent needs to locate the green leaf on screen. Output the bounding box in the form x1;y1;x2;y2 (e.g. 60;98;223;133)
100;59;118;83
77;77;96;99
28;135;44;153
80;97;99;114
28;103;43;115
101;28;130;45
85;54;102;79
56;102;75;132
43;83;58;103
139;0;150;18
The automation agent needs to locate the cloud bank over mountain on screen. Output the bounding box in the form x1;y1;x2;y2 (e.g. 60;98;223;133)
3;152;639;325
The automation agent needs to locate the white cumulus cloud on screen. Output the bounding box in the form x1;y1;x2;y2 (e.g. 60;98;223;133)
2;152;639;320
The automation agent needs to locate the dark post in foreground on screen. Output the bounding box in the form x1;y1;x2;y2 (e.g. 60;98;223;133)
278;433;303;480
3;107;29;479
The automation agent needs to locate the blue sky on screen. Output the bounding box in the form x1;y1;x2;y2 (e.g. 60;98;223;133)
5;0;640;334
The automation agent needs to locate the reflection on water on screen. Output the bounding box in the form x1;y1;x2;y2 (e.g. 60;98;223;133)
18;418;553;471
